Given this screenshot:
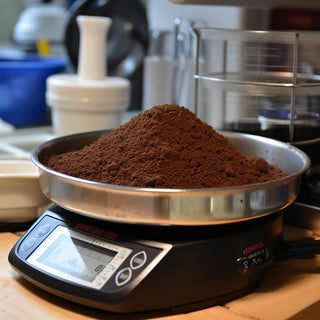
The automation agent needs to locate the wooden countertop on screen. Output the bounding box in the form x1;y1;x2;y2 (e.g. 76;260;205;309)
1;227;320;320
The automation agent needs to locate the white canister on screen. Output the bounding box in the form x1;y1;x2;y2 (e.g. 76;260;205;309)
46;74;130;136
46;15;130;136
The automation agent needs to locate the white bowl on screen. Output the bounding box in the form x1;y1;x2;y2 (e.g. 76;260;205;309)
0;160;51;222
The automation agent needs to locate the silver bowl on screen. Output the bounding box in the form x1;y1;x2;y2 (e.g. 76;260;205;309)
31;130;310;226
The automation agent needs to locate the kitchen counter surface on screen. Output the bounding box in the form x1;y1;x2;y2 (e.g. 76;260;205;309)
0;225;320;320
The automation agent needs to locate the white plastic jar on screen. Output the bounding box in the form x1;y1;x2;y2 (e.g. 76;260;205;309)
47;74;130;135
46;15;130;136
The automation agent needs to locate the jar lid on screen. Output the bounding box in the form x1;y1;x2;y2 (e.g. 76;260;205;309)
47;74;130;104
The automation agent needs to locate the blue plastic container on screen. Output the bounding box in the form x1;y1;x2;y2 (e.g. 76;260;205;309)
0;53;67;126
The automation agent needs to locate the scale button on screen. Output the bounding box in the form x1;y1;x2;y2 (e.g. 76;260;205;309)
236;257;250;272
21;237;36;251
36;224;51;238
115;267;132;286
130;251;147;270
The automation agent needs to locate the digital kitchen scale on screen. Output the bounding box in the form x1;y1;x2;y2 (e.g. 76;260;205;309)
9;204;285;313
9;130;317;313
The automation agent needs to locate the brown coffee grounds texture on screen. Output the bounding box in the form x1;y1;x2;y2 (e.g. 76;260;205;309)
43;104;287;188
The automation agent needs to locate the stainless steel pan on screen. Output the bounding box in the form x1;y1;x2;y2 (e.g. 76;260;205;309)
31;130;310;226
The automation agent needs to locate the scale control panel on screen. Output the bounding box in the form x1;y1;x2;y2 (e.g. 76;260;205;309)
9;207;171;303
9;205;281;313
236;246;271;273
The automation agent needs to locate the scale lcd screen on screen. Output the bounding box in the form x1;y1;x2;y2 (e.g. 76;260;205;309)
27;226;132;289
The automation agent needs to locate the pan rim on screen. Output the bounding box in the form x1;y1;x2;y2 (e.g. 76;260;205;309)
31;129;311;195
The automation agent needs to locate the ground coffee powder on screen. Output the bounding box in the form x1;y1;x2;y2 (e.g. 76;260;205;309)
43;104;286;188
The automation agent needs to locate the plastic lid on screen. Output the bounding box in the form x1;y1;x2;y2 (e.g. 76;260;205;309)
47;74;130;104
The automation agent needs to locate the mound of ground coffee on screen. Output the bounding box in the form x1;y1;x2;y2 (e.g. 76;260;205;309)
43;104;286;188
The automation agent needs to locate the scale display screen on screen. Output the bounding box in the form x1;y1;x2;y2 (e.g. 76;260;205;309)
27;226;132;289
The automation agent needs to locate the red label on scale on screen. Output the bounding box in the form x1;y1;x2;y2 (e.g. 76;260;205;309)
242;241;265;256
75;222;118;240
